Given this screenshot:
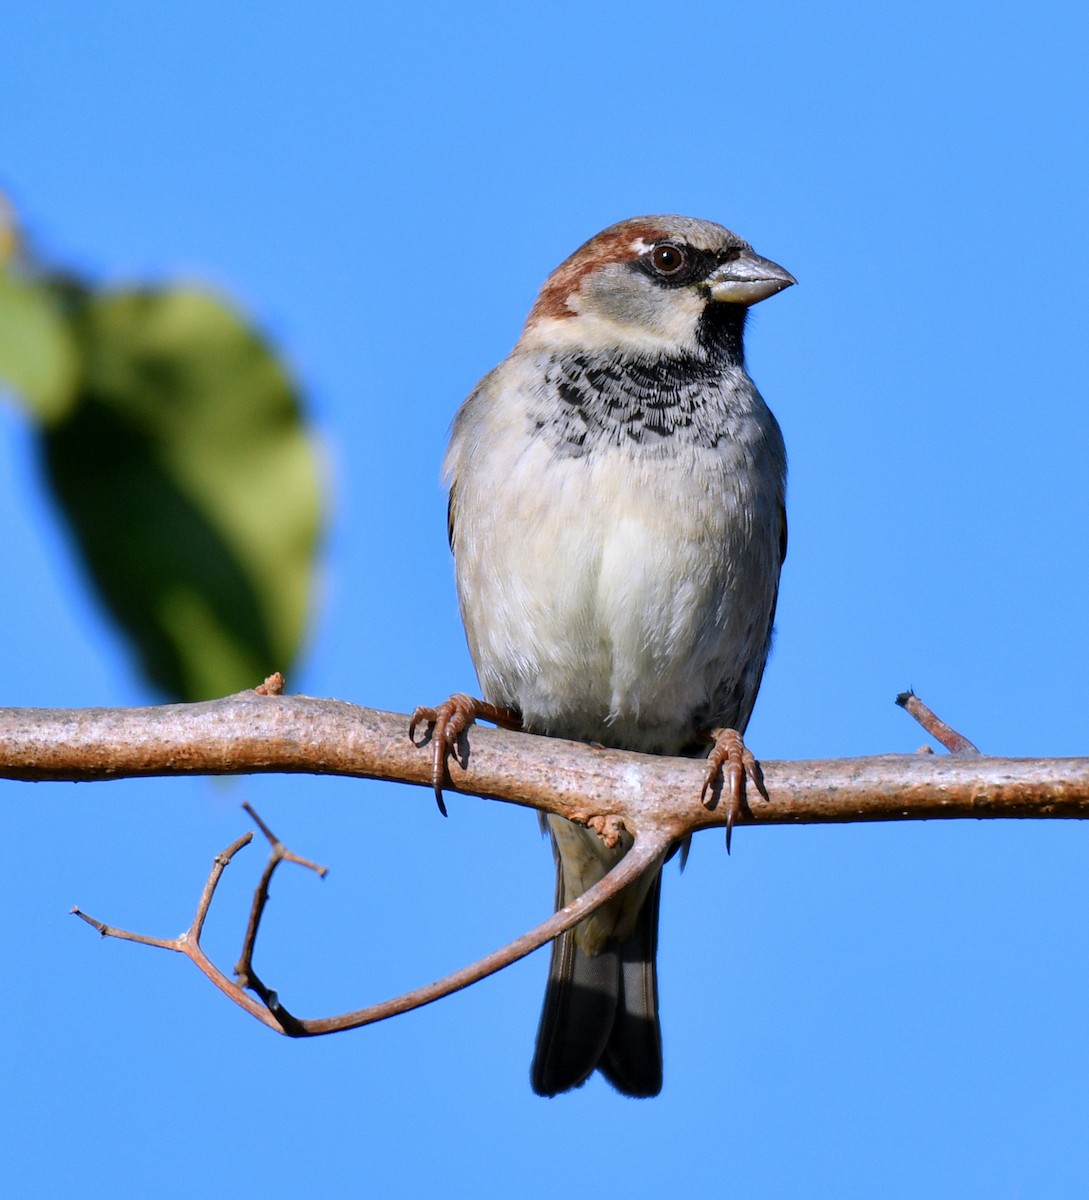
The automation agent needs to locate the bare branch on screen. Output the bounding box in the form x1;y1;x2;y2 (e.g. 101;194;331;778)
896;690;981;755
77;806;671;1038
1;690;1086;833
233;802;328;1029
297;827;671;1035
73;831;290;1032
32;687;1087;1040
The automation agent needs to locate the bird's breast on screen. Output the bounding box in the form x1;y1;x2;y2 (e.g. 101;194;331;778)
450;383;782;753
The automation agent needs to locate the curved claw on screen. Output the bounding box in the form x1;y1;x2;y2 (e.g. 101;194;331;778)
429;727;450;817
408;694;521;816
701;728;766;854
409;698;465;816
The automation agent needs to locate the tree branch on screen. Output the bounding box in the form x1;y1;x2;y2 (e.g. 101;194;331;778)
73;808;671;1037
2;689;1087;834
12;685;1086;1041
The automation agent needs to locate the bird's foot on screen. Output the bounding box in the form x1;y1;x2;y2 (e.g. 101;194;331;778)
700;728;768;853
408;693;521;815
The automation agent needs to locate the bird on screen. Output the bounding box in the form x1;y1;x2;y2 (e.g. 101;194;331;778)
413;214;793;1097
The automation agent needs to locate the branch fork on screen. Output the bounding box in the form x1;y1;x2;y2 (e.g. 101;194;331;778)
74;803;670;1037
4;685;1082;1038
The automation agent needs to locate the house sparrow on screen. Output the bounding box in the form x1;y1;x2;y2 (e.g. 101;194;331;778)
418;215;793;1097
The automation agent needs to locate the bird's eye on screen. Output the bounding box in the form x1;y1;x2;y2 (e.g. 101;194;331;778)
650;243;688;276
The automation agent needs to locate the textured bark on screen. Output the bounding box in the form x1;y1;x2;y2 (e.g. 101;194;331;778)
2;690;1087;839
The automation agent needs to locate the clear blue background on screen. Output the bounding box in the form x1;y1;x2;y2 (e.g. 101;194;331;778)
3;3;1088;1196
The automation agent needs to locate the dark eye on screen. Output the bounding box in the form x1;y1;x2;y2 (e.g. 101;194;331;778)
650;242;688;276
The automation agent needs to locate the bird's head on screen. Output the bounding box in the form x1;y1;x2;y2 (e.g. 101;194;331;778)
517;214;795;358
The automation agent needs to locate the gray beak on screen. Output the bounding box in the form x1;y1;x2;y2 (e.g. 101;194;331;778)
707;251;796;305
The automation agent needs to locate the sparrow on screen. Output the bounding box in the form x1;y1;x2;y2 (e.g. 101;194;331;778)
418;215;793;1097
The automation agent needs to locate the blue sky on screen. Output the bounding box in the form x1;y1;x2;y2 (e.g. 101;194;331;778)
3;3;1089;1196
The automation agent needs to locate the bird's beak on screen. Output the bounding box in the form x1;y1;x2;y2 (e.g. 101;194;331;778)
707;251;796;305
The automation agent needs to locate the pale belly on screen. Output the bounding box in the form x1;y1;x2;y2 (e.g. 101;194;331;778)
454;432;780;755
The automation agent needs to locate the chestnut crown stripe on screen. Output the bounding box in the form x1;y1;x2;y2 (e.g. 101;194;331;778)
527;221;671;324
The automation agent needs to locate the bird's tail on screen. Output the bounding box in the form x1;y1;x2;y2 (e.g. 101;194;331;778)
530;860;663;1098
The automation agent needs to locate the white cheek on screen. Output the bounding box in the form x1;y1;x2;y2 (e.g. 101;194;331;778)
519;308;701;355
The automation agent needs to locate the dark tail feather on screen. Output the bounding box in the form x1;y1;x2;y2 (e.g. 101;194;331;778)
598;870;662;1097
530;872;663;1098
530;927;619;1096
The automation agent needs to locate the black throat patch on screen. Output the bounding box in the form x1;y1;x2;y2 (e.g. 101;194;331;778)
528;329;752;458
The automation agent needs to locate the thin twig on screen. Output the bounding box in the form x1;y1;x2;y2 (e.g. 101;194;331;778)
241;800;329;876
74;802;672;1038
896;690;981;754
71;909;181;953
233;803;328;1032
72;831;289;1032
294;828;671;1037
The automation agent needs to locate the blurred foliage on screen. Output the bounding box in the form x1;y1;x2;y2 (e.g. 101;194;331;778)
0;196;323;701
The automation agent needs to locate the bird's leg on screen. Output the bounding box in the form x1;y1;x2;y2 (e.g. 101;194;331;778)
699;728;768;853
408;693;522;815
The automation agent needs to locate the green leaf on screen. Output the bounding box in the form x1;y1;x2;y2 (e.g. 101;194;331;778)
0;267;79;422
41;286;323;701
